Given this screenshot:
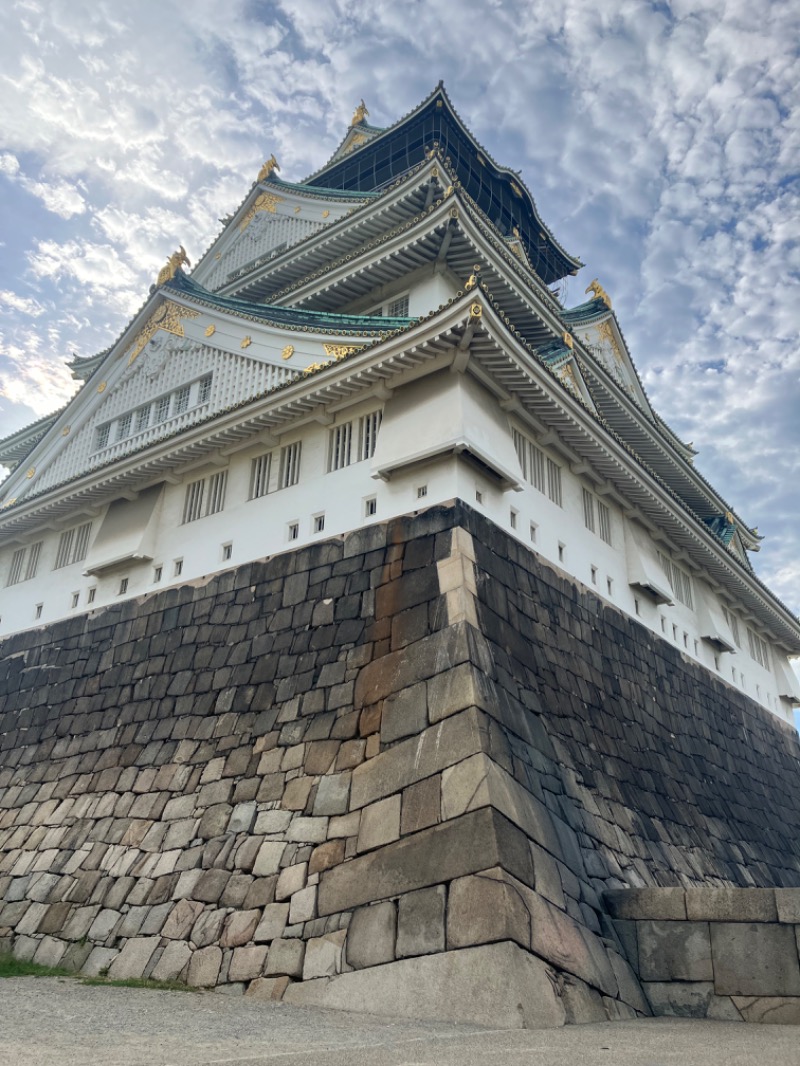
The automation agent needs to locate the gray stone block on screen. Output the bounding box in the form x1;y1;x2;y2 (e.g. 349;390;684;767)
604;888;687;921
381;683;427;743
775;889;800;923
711;923;800;996
731;995;800;1023
357;796;401;853
266;937;305;978
228;802;257;834
638;920;713;981
643;981;715;1017
254;903;290;943
228;945;268;982
560;976;608;1024
346;901;396;969
313;774;351;817
706;996;744;1022
108;936;161;980
685;887;777;922
187;945;223;987
151;941;192;982
286;942;566;1029
396;886;445;958
447;872;530;950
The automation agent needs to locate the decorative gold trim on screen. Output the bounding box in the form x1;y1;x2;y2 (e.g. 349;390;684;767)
562;331;574;349
294;206;301;214
322;343;362;360
281;344;295;360
239;192;283;231
2;498;17;508
157;246;191;286
351;99;369;126
322;210;330;219
449;206;459;219
97;382;107;393
214;252;222;260
241;336;252;349
257;155;279;182
510;181;522;198
126;302;201;365
26;467;35;479
469;302;482;320
61;426;71;436
205;324;216;337
586;278;612;308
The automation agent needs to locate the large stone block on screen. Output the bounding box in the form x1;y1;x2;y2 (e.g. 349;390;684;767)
286;942;566;1029
108;936;161;980
228;945;268;982
346;901;396;969
604;888;687;921
685;888;777;922
302;930;347;980
711;923;800;996
350;708;488;810
381;683;427;744
318;808;533;916
731;996;800;1024
353;623;472;710
266;937;305;978
187;945;223;987
638;920;713;981
775;889;800;924
151;941;192;982
396;886;445;958
357;796;401;853
447;872;531;950
643;982;715;1018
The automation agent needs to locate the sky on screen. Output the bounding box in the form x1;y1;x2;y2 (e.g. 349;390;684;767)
0;0;798;621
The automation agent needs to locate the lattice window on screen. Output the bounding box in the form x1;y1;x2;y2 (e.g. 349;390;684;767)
95;423;111;450
747;628;770;669
512;428;547;494
546;458;562;507
134;405;151;433
182;471;227;524
155;395;171;423
116;412;132;441
279;442;302;488
582;488;595;533
249;453;272;499
54;523;92;569
328;422;353;471
197;375;212;404
173;385;190;415
657;551;693;609
598;502;612;545
387;294;409;317
358;411;381;461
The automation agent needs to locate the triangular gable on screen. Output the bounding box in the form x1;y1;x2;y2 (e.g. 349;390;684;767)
566;304;654;415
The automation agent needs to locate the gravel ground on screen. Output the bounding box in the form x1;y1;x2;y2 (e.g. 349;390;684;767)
0;977;798;1066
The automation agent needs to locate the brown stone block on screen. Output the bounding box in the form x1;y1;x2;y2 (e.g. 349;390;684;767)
37;901;72;935
447;872;531;950
400;776;441;835
265;937;305;978
335;739;366;771
357;795;401;852
712;923;800;997
353;623;471;710
162;899;204;940
731;996;800;1023
358;705;382;738
350;708;488;811
282;778;312;811
309;839;345;875
381;683;427;744
227;944;268;983
107;936;161;981
304;741;340;776
246;976;291;1001
638;920;713;981
220;909;261;948
318;808;532;916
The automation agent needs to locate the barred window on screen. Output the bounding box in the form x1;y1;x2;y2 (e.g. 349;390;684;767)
598;502;612;545
134;405;151;433
155;395;171;423
117;412;132;441
512;428;547;494
747;628;770;670
6;548;25;587
197;375;212;404
358;411;381;461
95;423;111;450
173;385;190;415
546;458;562;507
249;453;272;499
657;551;693;609
387;294;409;317
54;523;92;570
182;471;227;524
582;488;595;533
279;442;301;488
328;422;353;472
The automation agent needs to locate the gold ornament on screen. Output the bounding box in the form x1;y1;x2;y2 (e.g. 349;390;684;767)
350;99;369;126
322;343;362;360
321;210;330;219
281;345;295;360
241;336;252;349
61;426;71;436
239;192;283;231
469;302;482;320
156;246;191;286
585;278;612;308
97;382;107;393
127;302;201;365
26;467;35;479
205;324;216;337
257;154;280;182
562;332;574;349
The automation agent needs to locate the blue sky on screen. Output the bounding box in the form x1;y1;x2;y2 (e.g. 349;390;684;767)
0;0;799;628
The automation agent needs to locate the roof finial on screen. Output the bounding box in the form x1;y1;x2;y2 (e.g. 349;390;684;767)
351;99;369;126
585;278;612;308
257;155;280;182
157;246;190;286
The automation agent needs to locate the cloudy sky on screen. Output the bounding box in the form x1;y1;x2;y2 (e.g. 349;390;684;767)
1;0;799;615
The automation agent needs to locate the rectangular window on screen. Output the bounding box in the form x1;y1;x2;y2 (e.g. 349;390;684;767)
182;471;227;524
657;551;693;609
722;607;741;647
513;428;547;494
71;591;79;608
509;509;517;530
546;459;562;507
313;514;325;533
119;577;129;595
6;548;25;587
387;294;410;317
279;442;301;488
598;501;612;545
222;543;233;561
328;422;353;472
249;453;272;499
134;405;151;433
357;411;382;461
417;485;428;498
173;385;190;415
53;522;92;570
95;424;111;450
35;603;43;619
582;488;595;533
25;542;42;581
116;413;132;441
174;558;183;576
87;587;96;604
153;565;163;583
155;395;171;423
197;375;212;405
365;496;377;517
288;522;299;541
747;628;770;670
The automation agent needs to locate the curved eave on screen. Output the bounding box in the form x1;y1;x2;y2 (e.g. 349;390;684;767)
0;411;63;470
302;84;582;285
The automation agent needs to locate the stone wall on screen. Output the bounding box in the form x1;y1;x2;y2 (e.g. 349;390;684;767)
606;887;800;1023
1;502;799;1027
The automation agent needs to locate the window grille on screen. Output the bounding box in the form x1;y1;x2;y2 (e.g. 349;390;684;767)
546;459;562;507
279;442;301;488
582;488;595;533
387;294;409;317
657;551;693;609
365;497;377;517
513;428;547;494
328;422;353;471
598;501;612;545
6;548;25;587
174;385;190;414
358;411;381;461
116;413;132;441
182;471;227;524
155;395;171;423
747;628;770;670
206;471;227;515
134;405;151;432
197;375;212;404
95;424;111;450
25;541;42;580
54;523;92;569
182;479;205;524
249;453;272;499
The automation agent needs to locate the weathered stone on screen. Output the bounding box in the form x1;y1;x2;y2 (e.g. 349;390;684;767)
685;887;777;922
560;976;608;1024
381;683;427;744
150;941;192;982
731;996;800;1024
313;774;351;817
82;946;119;977
447;872;530;950
193;869;231;904
162;899;204;940
642;981;714;1018
228;802;258;834
357;795;401;853
706;996;744;1022
319;809;532;916
347;901;396;969
254;903;290;943
246;976;291;1001
289;884;317;924
286;942;566;1029
400;776;440;835
427;662;487;724
607;950;650;1015
252;841;286;877
604;888;687;921
228;945;268;982
187;945;223;987
712;923;800;996
282;778;313;811
220;909;261;948
638;920;713;981
87;908;121;942
255;810;292;835
396;886;445;958
266;937;305;978
33;936;67;968
191;908;227;949
302;930;347;979
775;889;800;924
108;936;161;980
276;863;307;901
287;817;329;844
309;839;345;875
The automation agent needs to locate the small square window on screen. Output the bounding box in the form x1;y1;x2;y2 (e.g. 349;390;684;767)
694;640;699;656
35;603;43;619
683;631;689;649
71;592;80;608
417;485;428;499
288;522;299;541
364;496;377;517
174;559;183;577
313;514;325;534
606;577;613;596
529;522;537;543
634;597;641;616
119;577;129;595
509;509;517;529
222;543;233;561
672;624;678;641
87;587;96;604
558;542;565;563
153;565;163;583
590;566;598;585
475;490;483;504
